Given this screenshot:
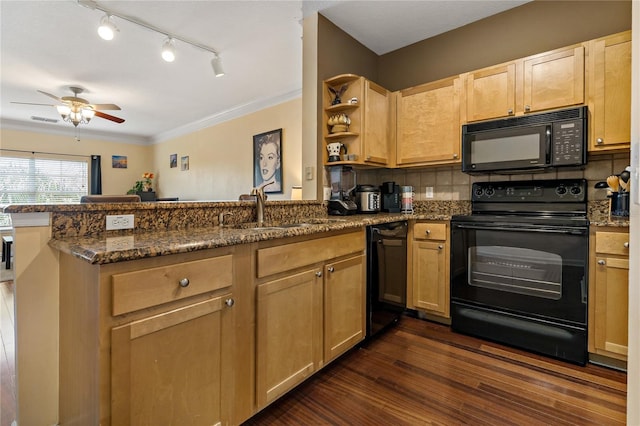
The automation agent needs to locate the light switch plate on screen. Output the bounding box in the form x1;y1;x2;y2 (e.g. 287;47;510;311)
106;214;134;230
425;187;434;199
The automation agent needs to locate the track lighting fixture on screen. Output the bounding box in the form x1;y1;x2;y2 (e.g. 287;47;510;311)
79;0;225;76
211;54;225;77
97;14;117;40
161;38;176;62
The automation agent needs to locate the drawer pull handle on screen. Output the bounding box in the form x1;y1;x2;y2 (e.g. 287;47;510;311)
315;271;323;278
597;260;606;266
425;230;431;235
327;266;335;273
225;298;235;307
178;278;190;287
624;242;629;248
438;245;443;250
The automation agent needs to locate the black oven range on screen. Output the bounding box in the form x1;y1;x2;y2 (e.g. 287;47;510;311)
450;179;589;365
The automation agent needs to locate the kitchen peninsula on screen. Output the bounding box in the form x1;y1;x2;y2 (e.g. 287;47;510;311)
3;199;462;425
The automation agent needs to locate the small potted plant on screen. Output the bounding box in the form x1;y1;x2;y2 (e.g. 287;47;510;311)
127;172;155;200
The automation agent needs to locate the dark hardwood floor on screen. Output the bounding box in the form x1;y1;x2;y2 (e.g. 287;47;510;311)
244;316;627;425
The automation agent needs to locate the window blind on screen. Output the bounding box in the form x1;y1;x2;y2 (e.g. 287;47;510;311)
0;154;89;227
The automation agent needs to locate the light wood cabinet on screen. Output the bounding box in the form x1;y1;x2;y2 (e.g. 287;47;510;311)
58;246;245;426
589;227;629;363
255;230;366;408
407;221;450;319
465;45;585;122
323;74;391;166
396;76;462;167
588;30;631;152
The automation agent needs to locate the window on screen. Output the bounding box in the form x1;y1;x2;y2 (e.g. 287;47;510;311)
0;153;89;227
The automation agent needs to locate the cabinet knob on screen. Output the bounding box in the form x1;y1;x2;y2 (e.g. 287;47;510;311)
597;259;606;266
453;153;458;159
507;108;514;115
315;271;323;277
178;278;190;287
596;138;604;145
524;105;531;112
624;242;629;248
225;298;235;307
327;266;335;273
438;245;443;250
425;229;431;235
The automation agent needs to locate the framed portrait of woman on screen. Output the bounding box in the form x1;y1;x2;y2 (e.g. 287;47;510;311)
253;128;283;193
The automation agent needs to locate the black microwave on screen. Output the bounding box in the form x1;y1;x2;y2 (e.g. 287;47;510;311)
461;106;587;174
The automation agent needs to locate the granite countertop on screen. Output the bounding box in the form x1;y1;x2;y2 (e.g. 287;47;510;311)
49;213;450;265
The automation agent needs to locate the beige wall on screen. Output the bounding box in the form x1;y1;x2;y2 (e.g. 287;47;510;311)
152;98;302;201
0;128;153;195
1;98;302;201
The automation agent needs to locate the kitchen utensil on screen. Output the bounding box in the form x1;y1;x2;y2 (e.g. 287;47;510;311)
619;170;630;191
594;181;609;189
606;175;619;192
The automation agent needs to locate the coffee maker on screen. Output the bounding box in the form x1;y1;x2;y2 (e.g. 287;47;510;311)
327;166;358;215
380;181;401;212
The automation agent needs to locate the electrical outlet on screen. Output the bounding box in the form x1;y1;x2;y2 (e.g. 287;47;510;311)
106;214;134;230
425;187;434;199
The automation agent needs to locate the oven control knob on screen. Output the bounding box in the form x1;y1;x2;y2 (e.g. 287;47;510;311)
570;186;582;195
474;187;484;197
484;187;495;197
555;186;567;195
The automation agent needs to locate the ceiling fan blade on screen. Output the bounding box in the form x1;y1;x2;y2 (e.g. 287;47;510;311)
94;110;125;123
11;101;55;107
91;103;121;111
37;90;63;102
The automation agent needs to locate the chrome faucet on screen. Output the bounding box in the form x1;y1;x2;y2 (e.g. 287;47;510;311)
251;180;273;225
218;212;232;227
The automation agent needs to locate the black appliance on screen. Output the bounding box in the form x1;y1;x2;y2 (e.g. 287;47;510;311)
366;221;408;339
381;181;401;213
450;179;589;365
328;165;357;215
461;106;587;174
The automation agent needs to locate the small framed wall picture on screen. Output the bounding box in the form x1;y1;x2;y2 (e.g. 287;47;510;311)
181;155;189;171
112;155;127;168
170;153;177;168
253;128;282;193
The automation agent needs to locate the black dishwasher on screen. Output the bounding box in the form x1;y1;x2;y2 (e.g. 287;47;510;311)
366;221;408;339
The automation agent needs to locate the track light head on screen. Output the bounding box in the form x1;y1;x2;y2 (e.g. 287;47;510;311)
161;37;176;62
98;14;117;40
211;54;225;77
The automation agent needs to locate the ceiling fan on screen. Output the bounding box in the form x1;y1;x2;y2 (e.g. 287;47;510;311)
11;86;125;127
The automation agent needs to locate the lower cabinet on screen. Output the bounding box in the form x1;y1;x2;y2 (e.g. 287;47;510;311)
255;230;366;409
407;221;450;319
589;227;630;362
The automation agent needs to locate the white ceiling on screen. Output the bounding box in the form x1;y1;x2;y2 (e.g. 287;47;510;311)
0;0;529;144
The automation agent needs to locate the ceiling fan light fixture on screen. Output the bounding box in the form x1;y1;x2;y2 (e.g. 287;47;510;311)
211;54;225;77
98;14;117;41
56;105;71;117
161;38;176;62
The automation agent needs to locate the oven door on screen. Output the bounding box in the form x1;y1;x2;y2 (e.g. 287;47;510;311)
450;220;588;326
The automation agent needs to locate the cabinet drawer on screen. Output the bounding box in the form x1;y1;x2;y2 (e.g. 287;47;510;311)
112;255;233;315
257;231;364;278
413;223;447;241
595;231;630;256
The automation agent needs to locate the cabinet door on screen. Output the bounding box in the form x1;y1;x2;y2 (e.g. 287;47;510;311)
412;240;448;317
324;254;366;362
255;268;322;408
593;256;629;358
465;62;516;122
396;77;461;166
111;295;233;426
523;46;584;113
362;80;390;166
589;31;631;151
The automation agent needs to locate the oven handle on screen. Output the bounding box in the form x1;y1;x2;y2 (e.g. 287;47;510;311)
452;223;588;235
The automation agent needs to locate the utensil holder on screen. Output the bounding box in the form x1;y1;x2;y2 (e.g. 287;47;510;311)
609;192;629;218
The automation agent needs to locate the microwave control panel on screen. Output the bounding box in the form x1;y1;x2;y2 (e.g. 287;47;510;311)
552;119;585;165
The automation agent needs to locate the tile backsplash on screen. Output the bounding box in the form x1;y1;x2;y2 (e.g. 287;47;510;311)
356;152;630;202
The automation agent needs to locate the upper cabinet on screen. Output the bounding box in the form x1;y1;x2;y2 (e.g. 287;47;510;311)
396;76;462;167
323;74;391;167
464;45;585;122
587;31;631;152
